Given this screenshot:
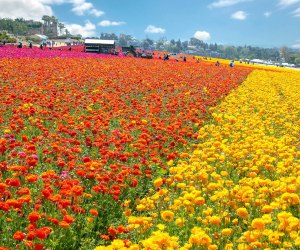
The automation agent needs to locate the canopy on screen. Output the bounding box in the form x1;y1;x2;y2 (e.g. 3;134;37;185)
33;34;48;40
84;39;115;45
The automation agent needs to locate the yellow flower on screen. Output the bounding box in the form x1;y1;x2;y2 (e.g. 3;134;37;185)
153;178;163;188
175;218;185;227
189;233;212;246
161;210;175;222
111;239;125;248
209;216;221;226
157;224;165;230
268;231;281;245
222;228;233;236
251;218;265;230
194;196;205;205
236;207;248;219
261;205;273;213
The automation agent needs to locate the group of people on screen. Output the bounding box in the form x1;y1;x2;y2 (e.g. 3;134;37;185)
16;41;33;49
162;53;187;62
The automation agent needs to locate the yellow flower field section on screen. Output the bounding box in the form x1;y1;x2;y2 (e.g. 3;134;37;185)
99;69;300;249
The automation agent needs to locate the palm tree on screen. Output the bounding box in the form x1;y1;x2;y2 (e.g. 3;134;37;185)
58;23;65;36
42;15;51;26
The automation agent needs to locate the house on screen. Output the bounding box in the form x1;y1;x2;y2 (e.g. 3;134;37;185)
84;39;115;54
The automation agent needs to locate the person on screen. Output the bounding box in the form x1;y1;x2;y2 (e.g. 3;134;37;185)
229;60;234;67
17;42;22;48
29;42;32;48
40;44;43;49
164;54;169;61
183;56;187;62
215;61;220;66
197;58;200;63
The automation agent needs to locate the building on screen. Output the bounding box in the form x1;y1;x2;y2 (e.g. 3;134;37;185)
84;39;115;54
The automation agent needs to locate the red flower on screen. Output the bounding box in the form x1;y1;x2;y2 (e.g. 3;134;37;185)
89;208;98;217
13;231;25;241
58;221;70;228
5;178;20;187
63;214;75;224
72;185;83;196
130;177;138;187
0;202;10;211
108;226;117;238
27;231;36;240
28;211;41;223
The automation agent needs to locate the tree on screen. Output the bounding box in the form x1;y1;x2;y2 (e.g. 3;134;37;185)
42;15;51;26
142;38;154;50
100;33;118;40
190;37;204;47
118;34;133;46
58;23;65;36
176;39;182;50
295;57;300;65
65;29;71;37
280;46;290;62
155;40;165;51
182;41;188;50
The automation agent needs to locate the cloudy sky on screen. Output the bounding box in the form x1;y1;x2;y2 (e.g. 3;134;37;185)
0;0;300;48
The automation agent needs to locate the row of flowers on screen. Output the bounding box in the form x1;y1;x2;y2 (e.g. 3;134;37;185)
96;69;300;249
0;46;123;59
0;55;251;249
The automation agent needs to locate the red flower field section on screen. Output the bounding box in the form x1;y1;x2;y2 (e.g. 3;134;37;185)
0;56;251;249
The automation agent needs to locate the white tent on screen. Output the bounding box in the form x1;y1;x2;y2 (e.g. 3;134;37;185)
33;34;48;40
84;39;114;45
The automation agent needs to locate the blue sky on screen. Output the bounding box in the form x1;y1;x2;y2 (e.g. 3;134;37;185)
0;0;300;48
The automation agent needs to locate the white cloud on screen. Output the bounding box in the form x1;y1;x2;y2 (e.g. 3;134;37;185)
70;1;104;16
292;6;300;16
144;25;165;34
90;9;104;17
194;31;211;41
65;20;96;37
231;10;248;20
209;0;250;8
0;0;53;20
98;20;125;27
0;0;104;20
292;43;300;49
264;11;272;17
278;0;300;7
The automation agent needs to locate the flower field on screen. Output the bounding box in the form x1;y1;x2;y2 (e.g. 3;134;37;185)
0;47;299;249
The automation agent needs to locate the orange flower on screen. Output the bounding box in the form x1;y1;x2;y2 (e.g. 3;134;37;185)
5;178;20;187
59;221;70;228
89;208;99;217
236;207;248;219
25;174;38;183
13;231;25;241
72;185;83;196
63;214;75;224
0;202;10;211
28;211;41;223
108;227;117;238
209;216;221;226
251;218;265;230
161;210;175;222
